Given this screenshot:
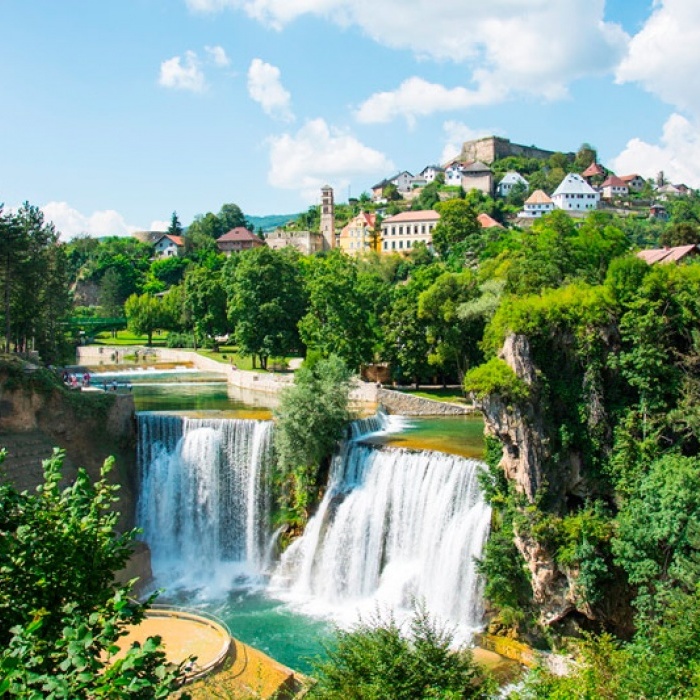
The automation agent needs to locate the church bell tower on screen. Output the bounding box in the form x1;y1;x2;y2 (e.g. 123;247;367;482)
320;185;335;251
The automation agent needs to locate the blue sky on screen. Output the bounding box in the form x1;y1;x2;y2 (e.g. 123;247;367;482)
2;0;700;239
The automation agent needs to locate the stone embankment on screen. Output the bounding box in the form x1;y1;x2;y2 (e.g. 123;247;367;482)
76;347;477;417
378;387;474;416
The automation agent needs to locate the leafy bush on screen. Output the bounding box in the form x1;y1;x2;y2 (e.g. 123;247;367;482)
464;357;530;403
309;607;494;700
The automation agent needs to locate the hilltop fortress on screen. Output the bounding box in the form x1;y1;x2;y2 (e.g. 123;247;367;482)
458;136;573;165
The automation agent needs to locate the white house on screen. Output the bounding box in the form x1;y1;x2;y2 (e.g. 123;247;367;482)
520;190;555;218
420;165;444;183
380;210;440;253
600;175;629;200
551;173;600;212
497;171;528;197
620;174;646;192
445;163;466;187
153;234;184;258
389;171;415;193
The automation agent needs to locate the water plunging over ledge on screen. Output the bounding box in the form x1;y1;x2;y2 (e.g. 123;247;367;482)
136;410;491;667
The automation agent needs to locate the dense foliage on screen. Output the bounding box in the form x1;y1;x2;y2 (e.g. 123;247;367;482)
0;449;188;698
309;607;494;700
273;355;351;528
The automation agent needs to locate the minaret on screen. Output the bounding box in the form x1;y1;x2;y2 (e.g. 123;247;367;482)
320;185;335;250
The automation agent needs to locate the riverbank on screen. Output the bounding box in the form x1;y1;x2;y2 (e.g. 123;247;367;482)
76;345;478;416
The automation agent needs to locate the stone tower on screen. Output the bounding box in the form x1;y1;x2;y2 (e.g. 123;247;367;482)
320;185;335;250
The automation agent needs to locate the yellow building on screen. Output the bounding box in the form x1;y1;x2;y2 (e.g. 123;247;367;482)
338;211;378;256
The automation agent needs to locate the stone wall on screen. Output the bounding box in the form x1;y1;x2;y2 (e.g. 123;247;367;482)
459;136;571;165
378;388;475;416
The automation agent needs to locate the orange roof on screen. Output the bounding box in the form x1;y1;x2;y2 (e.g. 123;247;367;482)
637;244;699;264
382;210;440;223
582;162;605;177
620;174;642;183
218;227;258;242
477;212;503;229
601;175;628;188
155;234;184;247
524;189;553;205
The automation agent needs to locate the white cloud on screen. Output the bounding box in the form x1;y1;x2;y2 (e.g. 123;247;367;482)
440;121;496;164
205;45;230;67
611;113;700;187
188;1;628;115
41;202;141;241
616;0;700;119
266;118;394;201
356;77;499;126
159;50;206;92
247;58;294;121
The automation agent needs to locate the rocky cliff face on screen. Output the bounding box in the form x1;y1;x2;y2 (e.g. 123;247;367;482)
0;372;138;529
478;334;594;626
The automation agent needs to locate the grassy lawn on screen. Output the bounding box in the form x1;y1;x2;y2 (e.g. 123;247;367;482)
395;387;469;404
92;330;169;346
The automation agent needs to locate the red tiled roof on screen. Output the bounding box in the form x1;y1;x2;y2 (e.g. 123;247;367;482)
524;189;553;205
620;174;642;183
382;210;440;223
582;162;605;177
477;212;503;229
637;244;699;264
601;175;628;188
218;227;259;242
157;234;184;246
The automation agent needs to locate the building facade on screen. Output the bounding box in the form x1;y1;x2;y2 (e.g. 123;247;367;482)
380;210;439;253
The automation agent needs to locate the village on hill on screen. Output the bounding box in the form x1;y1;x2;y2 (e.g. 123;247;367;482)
137;135;693;264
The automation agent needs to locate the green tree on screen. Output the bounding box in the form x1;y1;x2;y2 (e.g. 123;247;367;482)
167;211;183;236
432;198;481;258
225;247;306;369
309;607;492;700
660;221;700;247
418;270;481;382
99;268;125;317
273;355;351;524
298;251;376;369
0;449;188;698
124;293;163;345
183;264;228;346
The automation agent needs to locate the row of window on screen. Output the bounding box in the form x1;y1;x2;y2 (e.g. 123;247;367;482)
382;223;435;236
382;239;428;251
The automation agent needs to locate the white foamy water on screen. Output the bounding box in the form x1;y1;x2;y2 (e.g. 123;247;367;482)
271;439;491;641
137;413;273;594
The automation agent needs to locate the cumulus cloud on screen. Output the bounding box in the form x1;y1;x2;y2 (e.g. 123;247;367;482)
247;58;294;121
41;202;141;241
440;121;496;164
356;77;499;125
611;113;700;187
188;1;628;115
205;45;230;67
159;50;206;92
616;0;700;119
266;118;394;200
150;220;170;232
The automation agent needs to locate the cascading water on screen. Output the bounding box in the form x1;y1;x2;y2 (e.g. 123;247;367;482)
136;409;491;641
137;413;274;589
272;434;492;640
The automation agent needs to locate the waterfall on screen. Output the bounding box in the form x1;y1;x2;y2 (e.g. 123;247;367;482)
137;413;274;588
272;439;491;639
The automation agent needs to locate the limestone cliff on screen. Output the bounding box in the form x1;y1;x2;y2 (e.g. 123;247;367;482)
0;361;138;529
478;334;597;626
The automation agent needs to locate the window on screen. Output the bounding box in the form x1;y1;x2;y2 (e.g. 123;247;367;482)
391;241;396;250
399;241;403;249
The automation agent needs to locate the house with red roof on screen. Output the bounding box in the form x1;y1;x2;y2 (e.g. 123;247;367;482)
477;212;504;229
581;162;606;185
600;175;629;199
153;234;185;258
216;227;264;255
519;189;555;218
339;211;378;256
637;244;700;265
380;210;440;253
620;174;646;192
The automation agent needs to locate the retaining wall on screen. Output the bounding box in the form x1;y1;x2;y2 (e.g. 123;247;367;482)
378;388;475;416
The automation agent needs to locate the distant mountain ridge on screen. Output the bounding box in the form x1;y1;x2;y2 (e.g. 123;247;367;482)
247;213;299;232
